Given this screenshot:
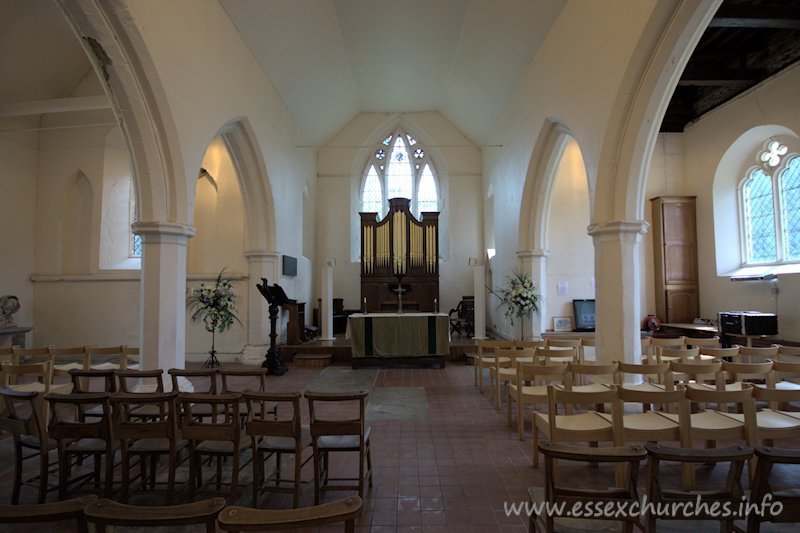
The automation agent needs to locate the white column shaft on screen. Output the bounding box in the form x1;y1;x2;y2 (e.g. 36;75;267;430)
243;252;279;362
472;263;487;339
589;220;648;364
320;261;335;340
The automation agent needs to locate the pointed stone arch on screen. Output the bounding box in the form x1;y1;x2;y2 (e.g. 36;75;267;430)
518;119;578;252
218;118;277;252
56;0;189;227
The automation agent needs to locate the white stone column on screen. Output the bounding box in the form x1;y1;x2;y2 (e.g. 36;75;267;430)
133;221;195;371
242;251;280;363
320;258;336;341
470;258;487;339
518;249;548;339
588;220;648;364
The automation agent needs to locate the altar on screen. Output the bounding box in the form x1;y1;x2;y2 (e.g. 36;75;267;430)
347;313;449;367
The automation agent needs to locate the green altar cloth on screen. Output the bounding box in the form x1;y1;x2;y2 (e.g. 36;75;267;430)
347;313;449;358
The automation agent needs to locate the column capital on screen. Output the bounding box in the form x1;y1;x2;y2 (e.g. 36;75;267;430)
517;249;549;259
132;221;196;238
244;250;280;261
587;219;649;237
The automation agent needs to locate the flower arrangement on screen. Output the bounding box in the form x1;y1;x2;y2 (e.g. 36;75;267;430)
187;270;241;366
491;270;539;327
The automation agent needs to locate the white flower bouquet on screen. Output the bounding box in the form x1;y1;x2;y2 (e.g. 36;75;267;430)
491;270;539;327
187;270;241;365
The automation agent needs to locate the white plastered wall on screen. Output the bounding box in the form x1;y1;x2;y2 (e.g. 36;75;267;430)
681;63;800;340
317;112;482;314
545;139;594;328
16;0;314;353
485;0;658;340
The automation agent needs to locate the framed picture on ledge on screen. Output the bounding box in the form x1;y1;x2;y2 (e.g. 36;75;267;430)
553;316;573;332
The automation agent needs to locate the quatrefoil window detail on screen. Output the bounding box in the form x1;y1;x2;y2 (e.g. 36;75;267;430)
760;139;788;168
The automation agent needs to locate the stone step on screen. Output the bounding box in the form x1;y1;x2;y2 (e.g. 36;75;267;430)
293;353;332;367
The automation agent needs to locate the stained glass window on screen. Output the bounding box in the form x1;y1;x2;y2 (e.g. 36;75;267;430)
417;165;437;214
386;137;412;199
744;168;777;263
780;156;800;261
361;130;439;222
362;166;383;213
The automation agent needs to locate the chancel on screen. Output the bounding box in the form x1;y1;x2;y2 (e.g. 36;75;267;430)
2;0;800;527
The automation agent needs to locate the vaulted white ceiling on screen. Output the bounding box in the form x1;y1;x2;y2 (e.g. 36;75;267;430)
220;0;566;146
1;0;565;148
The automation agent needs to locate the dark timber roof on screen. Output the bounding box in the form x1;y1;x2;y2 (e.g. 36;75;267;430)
660;0;800;132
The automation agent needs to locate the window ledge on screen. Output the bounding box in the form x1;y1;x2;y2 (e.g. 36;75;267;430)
724;263;800;278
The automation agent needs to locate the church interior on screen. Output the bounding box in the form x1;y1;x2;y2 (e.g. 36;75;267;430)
2;0;800;530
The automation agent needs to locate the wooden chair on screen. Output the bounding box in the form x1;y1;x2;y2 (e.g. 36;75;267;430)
536;346;578;365
663;384;756;488
644;443;752;533
11;346;51;366
737;344;780;363
532;385;623;468
597;385;686;444
1;361;63;394
614;361;671;393
666;359;723;388
85;345;128;370
48;346;89;380
491;347;535;408
699;345;740;362
685;335;721;349
747;446;800;532
115;368;167;419
530;441;646;533
507;361;568;440
218;495;363;531
473;340;515;393
568;361;618;393
69;368;117;393
640;336;653;361
719;386;800;448
45;391;116;499
0;387;55;503
121;346;140;369
515;339;547;350
771;360;800;395
305;390;373;504
646;336;686;363
83;497;225;533
220;367;275;423
580;336;597;362
245;391;312;508
777;344;800;362
0;494;97;532
179;392;249;503
654;346;699;365
110;391;187;503
717;360;774;391
546;338;583;363
170;368;219;420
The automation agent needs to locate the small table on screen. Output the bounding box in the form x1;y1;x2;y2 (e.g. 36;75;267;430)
0;327;32;348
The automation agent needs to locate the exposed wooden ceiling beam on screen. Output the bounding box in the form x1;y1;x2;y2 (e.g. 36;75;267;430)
709;5;800;29
677;67;765;86
0;95;111;118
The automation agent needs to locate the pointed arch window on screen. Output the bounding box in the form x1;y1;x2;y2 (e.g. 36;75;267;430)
360;130;439;218
740;139;799;266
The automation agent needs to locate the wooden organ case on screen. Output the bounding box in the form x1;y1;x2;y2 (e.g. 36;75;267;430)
360;197;439;313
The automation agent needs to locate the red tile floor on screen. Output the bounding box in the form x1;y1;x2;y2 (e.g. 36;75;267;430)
1;361;798;532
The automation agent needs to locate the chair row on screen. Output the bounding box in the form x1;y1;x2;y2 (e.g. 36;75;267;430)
0;494;363;532
0;382;373;510
0;345;139;387
532;440;798;533
523;378;800;490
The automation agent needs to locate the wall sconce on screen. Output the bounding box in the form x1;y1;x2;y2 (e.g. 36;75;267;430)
326;258;336;267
